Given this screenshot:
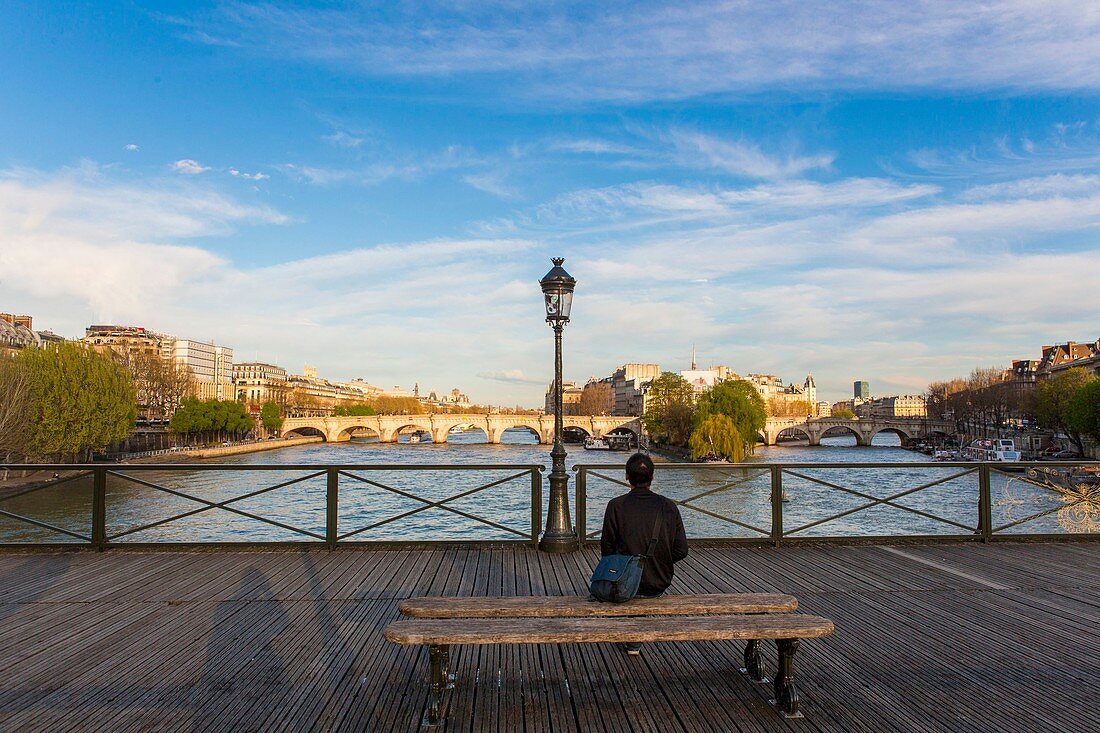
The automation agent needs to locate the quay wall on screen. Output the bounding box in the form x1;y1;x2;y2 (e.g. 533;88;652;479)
184;436;323;459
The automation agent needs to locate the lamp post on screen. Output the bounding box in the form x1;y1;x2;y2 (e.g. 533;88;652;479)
538;257;579;553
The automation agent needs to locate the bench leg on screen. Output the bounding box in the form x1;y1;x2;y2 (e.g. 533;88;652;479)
769;639;802;719
739;639;769;683
424;644;448;727
442;644;456;689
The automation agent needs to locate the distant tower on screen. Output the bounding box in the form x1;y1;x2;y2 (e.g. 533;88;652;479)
804;374;817;406
691;345;697;371
414;382;420;398
854;381;869;400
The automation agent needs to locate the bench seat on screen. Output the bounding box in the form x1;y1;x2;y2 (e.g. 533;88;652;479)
385;611;833;724
398;592;798;618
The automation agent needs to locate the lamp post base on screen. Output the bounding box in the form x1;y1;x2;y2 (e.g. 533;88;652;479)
538;530;579;553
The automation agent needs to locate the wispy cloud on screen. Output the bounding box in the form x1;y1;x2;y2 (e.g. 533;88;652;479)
477;369;545;385
171;159;210;175
669;130;834;179
229;168;269;181
323;130;365;149
178;2;1100;101
124;144;139;152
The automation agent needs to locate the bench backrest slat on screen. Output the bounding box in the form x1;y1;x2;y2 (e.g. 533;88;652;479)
399;593;797;618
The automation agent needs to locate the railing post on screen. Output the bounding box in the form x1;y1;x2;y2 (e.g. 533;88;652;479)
92;467;107;551
978;463;992;542
326;468;339;548
770;465;783;548
531;468;542;546
575;467;586;546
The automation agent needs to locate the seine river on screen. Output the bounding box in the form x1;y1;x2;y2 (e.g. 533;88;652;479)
1;431;1093;543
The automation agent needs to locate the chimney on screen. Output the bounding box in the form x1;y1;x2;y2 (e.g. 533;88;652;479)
0;313;13;325
13;315;32;330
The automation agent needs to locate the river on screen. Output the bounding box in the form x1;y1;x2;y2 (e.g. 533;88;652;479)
1;430;1093;543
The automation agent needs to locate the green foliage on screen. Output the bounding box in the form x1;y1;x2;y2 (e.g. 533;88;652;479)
696;380;767;455
642;372;696;446
832;408;856;419
170;398;254;440
1037;368;1093;453
260;401;284;431
332;403;378;417
15;343;137;459
1065;377;1100;446
689;414;744;462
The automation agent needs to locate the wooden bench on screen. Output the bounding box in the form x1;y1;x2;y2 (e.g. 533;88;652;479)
385;594;834;725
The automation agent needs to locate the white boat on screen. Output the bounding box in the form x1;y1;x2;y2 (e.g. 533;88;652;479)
933;449;959;461
962;439;1020;462
583;437;610;451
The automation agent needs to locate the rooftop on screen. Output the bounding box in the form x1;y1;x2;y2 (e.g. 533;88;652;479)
1;541;1095;732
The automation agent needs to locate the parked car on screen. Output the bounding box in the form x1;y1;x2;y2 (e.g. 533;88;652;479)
1040;450;1083;461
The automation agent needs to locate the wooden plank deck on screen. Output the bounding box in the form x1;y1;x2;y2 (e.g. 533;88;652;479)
0;542;1096;732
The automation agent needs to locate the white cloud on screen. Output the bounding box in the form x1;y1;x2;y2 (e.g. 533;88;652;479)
323;131;365;148
669;130;834;179
171;159;210;175
124;144;139;152
463;172;517;200
229;168;269;181
180;2;1100;101
477;370;544;385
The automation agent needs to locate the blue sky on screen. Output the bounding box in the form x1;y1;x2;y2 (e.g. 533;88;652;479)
2;1;1099;405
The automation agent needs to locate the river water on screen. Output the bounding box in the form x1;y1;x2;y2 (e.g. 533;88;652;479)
1;430;1093;543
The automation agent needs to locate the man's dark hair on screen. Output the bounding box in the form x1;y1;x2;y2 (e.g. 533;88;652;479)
625;452;654;488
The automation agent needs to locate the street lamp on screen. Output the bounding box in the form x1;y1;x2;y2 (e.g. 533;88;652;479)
539;257;578;553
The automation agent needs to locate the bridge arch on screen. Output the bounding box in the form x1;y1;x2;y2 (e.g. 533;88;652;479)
871;426;912;444
283;426;327;441
777;426;812;443
819;425;863;445
335;425;381;442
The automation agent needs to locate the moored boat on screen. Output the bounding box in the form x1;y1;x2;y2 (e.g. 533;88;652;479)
583;437;610;451
962;439;1020;462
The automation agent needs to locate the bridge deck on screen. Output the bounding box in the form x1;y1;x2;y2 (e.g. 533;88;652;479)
1;542;1096;732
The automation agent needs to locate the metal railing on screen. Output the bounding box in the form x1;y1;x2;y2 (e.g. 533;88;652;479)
0;463;543;548
2;460;1096;548
575;461;1100;544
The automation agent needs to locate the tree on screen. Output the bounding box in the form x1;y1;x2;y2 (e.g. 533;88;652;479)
696;380;767;455
1065;377;1100;448
689;414;744;462
767;398;813;418
170;398;254;444
332;403;377;417
0;357;32;474
1036;368;1093;454
260;401;284;433
16;343;137;461
642;372;696;446
577;381;613;416
831;408;856;419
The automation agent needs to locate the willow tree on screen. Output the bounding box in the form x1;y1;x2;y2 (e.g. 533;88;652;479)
689;414;744;462
696;379;767;455
17;343;137;461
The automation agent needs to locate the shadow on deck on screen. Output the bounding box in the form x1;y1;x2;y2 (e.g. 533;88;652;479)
0;543;1096;732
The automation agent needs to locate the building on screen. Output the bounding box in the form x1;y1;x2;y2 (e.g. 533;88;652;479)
165;339;234;401
1039;339;1100;378
83;324;165;359
1;313;41;356
865;395;928;418
545;380;583;414
746;373;819;416
612;363;660;415
234;362;289;407
854;381;870;400
816;401;832;417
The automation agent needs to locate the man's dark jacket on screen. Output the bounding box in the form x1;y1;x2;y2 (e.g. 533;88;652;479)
600;487;689;596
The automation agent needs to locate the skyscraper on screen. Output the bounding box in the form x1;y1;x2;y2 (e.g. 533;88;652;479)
854;381;870;400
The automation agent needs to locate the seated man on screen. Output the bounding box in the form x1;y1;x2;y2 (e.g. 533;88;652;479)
600;452;689;654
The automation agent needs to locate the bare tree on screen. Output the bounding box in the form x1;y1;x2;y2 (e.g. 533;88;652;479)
0;358;32;479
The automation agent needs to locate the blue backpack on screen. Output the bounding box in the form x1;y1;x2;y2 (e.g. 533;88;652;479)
590;511;663;603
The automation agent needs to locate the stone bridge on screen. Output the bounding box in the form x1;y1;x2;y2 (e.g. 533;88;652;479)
281;413;642;445
761;417;955;447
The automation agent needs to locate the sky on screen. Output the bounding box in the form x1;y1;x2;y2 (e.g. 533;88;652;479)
1;1;1099;406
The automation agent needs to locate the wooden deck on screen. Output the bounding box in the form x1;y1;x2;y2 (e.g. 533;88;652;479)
0;542;1096;732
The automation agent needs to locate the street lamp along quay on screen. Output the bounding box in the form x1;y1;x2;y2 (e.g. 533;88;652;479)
539;257;579;553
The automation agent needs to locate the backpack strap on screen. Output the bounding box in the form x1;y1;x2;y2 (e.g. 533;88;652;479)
643;504;664;560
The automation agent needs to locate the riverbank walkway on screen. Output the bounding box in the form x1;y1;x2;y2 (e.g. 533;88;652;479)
1;542;1095;732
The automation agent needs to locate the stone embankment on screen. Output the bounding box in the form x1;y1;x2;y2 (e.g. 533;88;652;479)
139;435;324;461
